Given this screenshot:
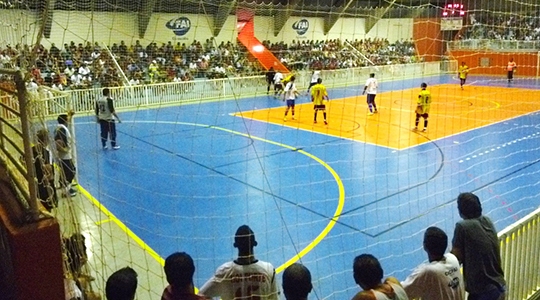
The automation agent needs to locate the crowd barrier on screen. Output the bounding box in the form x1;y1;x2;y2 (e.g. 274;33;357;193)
499;207;540;300
448;39;540;52
62;61;448;115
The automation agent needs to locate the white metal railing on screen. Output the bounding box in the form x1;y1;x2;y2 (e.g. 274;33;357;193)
62;61;444;115
499;206;540;300
448;39;540;52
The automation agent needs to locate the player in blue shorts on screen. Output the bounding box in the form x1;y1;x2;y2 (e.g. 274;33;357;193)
283;76;299;121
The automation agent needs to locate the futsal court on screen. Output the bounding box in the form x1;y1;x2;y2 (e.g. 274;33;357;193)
73;74;540;299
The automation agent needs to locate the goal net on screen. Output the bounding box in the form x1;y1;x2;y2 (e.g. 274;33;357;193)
2;0;540;299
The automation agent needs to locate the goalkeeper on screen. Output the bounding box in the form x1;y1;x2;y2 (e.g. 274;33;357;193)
311;78;329;125
413;82;431;132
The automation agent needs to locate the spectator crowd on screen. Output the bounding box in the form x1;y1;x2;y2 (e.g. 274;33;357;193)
264;38;417;70
0;37;417;92
460;12;540;41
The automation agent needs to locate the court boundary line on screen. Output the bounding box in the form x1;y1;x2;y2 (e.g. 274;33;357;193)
401;109;540;151
76;120;346;272
78;185;166;266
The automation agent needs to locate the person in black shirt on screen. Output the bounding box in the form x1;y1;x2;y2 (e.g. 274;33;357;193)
96;88;122;150
266;67;276;95
32;129;57;211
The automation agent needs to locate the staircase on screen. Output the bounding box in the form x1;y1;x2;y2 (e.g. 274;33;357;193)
237;18;289;73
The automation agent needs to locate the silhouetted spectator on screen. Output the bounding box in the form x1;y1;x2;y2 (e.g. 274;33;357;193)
105;267;138;300
451;192;506;300
352;254;408;300
162;252;205;300
199;225;279;300
32;129;57;211
282;263;312;300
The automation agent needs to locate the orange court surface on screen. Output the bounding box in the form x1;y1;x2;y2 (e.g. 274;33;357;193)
235;84;540;149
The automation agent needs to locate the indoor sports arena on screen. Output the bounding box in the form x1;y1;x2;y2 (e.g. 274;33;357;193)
0;0;539;299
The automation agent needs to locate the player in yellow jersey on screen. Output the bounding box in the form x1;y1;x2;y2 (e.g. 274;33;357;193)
282;72;294;86
458;61;469;90
311;78;329;125
413;82;431;132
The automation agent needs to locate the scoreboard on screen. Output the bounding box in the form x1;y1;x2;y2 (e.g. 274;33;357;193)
441;3;465;31
442;3;466;17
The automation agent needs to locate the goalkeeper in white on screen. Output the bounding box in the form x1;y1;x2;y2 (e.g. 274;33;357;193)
199;225;279;300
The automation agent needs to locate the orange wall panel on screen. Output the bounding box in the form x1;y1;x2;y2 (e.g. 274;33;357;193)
413;18;444;62
449;51;538;76
0;181;65;300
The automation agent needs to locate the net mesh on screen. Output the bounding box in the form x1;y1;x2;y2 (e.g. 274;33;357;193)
2;0;540;299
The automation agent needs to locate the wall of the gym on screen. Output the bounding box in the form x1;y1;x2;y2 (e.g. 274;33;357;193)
0;10;413;48
449;50;538;76
254;16;413;44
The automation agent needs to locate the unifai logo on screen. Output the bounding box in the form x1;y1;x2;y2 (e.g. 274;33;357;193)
292;19;309;35
166;17;191;36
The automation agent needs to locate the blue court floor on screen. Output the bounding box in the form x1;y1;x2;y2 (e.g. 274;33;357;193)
72;74;540;299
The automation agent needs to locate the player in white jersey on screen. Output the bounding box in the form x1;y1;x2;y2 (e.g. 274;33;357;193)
273;72;284;97
199;225;278;300
283;76;299;121
307;70;321;92
401;227;465;300
362;73;378;115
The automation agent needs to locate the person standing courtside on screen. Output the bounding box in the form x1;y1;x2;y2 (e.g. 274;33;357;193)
199;225;278;300
401;227;465;300
506;58;517;83
282;263;313;300
458;61;469;90
32;129;57;211
162;252;205;300
311;78;329;125
283;75;299;121
362;73;378;115
451;192;506;300
352;254;408;300
55;111;77;197
96;88;121;150
413;82;431;132
105;267;138;300
266;67;276;95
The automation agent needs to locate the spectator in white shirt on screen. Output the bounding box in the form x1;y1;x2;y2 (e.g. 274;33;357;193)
52;82;64;91
78;63;91;81
91;49;100;61
401;227;465;300
27;79;39;94
70;72;83;87
64;65;75;78
128;77;140;86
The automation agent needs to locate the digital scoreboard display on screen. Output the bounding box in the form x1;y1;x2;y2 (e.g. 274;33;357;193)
442;3;465;17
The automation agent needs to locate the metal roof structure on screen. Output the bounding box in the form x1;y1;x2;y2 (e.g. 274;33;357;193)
17;0;506;39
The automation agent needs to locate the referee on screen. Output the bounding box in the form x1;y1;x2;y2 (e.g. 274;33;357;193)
96;88;121;150
266;67;276;94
